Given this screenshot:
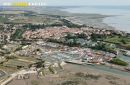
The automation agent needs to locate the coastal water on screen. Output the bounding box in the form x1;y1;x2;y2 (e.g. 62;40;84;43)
118;53;130;61
62;6;130;33
72;64;130;77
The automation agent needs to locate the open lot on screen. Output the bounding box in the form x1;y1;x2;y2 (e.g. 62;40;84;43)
7;64;130;85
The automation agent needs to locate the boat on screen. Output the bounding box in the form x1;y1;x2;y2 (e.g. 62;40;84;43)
87;63;95;66
125;67;130;71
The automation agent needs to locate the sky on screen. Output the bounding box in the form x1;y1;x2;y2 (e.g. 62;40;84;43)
0;0;130;6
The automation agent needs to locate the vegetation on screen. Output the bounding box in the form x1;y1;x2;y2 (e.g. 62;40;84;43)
30;80;40;85
17;65;24;69
23;24;46;30
5;59;33;69
109;81;120;85
28;64;32;68
91;34;108;41
90;44;117;54
23;11;36;16
23;23;62;31
49;65;55;74
22;18;86;31
65;33;87;40
15;46;22;51
11;29;25;40
38;67;45;76
0;16;8;24
77;33;87;39
91;33;130;49
0;44;5;48
66;39;80;46
46;38;63;44
1;45;22;55
35;61;44;68
110;58;128;66
61;81;79;85
0;62;4;65
65;34;77;39
75;72;101;80
47;37;80;47
105;75;120;80
5;56;18;60
61;19;86;28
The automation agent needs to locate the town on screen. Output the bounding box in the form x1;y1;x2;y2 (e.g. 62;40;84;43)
0;8;130;85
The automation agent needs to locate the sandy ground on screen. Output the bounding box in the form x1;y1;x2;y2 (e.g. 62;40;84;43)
2;7;115;30
40;8;115;30
62;64;130;85
7;64;130;85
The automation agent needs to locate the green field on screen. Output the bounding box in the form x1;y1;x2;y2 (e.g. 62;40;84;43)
5;59;32;67
20;57;40;62
104;35;130;47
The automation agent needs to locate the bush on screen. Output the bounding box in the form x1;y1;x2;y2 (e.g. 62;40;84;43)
110;58;128;66
17;65;24;69
36;61;44;68
75;72;101;80
11;29;25;40
5;56;18;60
49;66;55;74
61;81;79;85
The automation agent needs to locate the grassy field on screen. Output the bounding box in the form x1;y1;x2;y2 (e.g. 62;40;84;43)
0;17;8;24
8;14;61;24
104;36;120;43
5;59;33;68
104;35;130;47
19;57;40;62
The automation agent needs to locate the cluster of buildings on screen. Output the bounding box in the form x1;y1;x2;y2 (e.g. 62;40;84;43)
22;26;83;40
0;22;126;44
22;25;127;45
65;48;116;65
81;49;116;64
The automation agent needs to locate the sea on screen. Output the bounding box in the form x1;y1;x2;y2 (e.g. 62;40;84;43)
61;6;130;33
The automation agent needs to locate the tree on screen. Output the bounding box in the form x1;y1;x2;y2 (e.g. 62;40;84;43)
110;58;128;66
49;66;55;74
17;65;24;69
120;39;127;44
36;62;43;68
77;33;87;39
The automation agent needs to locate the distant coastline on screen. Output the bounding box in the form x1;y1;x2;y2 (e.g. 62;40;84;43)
60;6;130;33
0;6;129;32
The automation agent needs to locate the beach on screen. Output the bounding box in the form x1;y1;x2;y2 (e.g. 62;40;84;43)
61;6;130;33
34;7;115;30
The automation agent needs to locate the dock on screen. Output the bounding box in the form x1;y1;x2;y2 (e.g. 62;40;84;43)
65;60;86;65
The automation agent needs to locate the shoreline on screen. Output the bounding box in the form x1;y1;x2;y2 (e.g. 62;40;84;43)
59;8;115;30
63;63;130;77
61;59;130;76
59;7;129;33
38;8;115;30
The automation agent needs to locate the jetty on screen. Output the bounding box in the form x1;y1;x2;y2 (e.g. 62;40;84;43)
65;60;86;65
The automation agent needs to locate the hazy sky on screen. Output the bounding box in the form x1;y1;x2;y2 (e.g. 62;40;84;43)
0;0;130;6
